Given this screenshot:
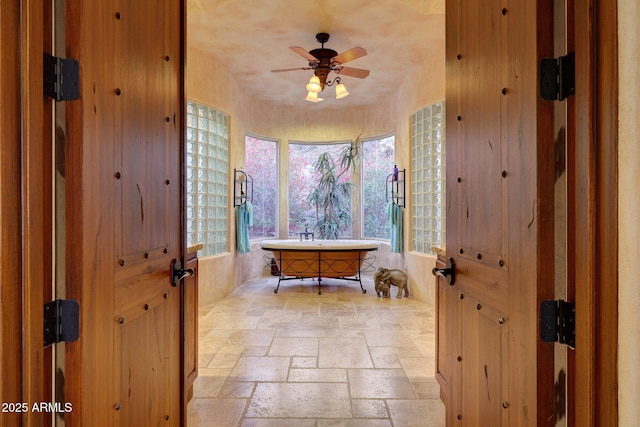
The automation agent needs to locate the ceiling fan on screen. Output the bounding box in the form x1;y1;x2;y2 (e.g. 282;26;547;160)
271;33;370;101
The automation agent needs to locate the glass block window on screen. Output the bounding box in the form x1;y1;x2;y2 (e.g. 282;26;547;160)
362;135;395;239
245;135;278;239
411;101;446;254
186;101;229;256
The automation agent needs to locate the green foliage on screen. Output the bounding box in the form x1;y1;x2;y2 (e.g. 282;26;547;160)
362;135;394;238
289;143;348;237
309;138;360;240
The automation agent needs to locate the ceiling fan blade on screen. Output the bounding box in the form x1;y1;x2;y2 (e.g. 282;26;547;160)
289;46;319;62
336;66;370;79
331;46;367;65
271;67;312;73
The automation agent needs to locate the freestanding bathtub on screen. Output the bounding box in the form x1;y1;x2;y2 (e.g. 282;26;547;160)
260;239;379;294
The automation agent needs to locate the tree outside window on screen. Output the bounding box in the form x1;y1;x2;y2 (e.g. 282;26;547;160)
288;142;351;238
362;135;395;239
244;135;277;239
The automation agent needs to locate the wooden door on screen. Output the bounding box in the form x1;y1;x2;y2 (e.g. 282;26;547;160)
573;0;619;424
64;0;185;425
1;1;53;425
443;0;556;425
183;252;199;405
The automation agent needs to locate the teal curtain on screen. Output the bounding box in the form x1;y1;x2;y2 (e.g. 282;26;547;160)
386;202;403;253
236;201;254;254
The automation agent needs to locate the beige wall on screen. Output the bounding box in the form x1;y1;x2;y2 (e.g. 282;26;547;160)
618;0;639;422
394;45;446;306
186;49;244;304
190;5;637;418
187;40;445;306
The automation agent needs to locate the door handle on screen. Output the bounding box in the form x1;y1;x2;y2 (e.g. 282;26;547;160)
432;257;456;286
171;259;194;286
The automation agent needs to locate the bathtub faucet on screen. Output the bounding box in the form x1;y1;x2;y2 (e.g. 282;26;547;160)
300;225;314;241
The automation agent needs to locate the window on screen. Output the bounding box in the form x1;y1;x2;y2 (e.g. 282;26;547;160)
186;101;229;256
288;142;352;238
362;135;395;239
411;101;446;254
244;135;278;239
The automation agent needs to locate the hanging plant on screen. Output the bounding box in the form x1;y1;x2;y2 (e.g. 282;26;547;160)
308;135;361;240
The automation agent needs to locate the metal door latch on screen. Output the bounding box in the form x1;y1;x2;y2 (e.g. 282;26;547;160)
432;257;456;286
171;259;194;286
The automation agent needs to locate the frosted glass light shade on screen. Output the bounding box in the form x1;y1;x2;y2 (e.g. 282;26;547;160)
335;83;350;99
305;91;324;102
306;75;322;93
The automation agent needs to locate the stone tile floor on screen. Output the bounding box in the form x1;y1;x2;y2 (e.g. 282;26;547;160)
187;276;445;427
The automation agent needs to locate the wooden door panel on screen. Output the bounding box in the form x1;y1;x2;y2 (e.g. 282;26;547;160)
446;0;510;423
435;257;454;398
444;0;555;424
64;0;184;424
456;0;505;258
458;293;507;427
117;298;171;425
114;0;182;421
184;254;199;403
114;258;173;313
119;0;177;257
455;258;508;315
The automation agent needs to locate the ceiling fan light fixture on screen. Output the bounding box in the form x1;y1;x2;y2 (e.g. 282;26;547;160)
335;82;350;99
271;33;369;103
306;76;322;93
305;91;324;102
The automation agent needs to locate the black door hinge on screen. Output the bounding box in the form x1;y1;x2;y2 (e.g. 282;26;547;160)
540;51;575;101
43;52;80;102
540;299;575;348
43;299;80;347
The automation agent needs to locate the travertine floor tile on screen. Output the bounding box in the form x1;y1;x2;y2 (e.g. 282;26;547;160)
351;399;389;418
347;368;417;399
291;356;317;368
288;368;347;382
399;356;436;382
229;356;290;382
318;420;392;427
241;346;269;357
387;399;446;427
369;346;402;368
187;398;246;427
241;419;316;427
192;367;230;398
338;316;381;330
412;381;441;399
363;329;418;348
217;381;255;398
187;276;445;427
319;337;374;368
268;337;318;356
246;383;351;418
228;329;276;347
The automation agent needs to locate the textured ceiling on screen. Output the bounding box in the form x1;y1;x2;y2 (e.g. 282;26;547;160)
187;0;445;109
